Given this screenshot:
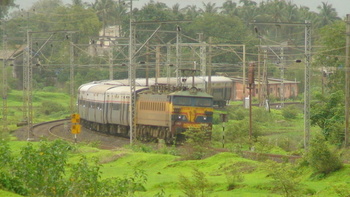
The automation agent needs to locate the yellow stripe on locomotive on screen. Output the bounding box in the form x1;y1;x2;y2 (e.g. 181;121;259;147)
169;89;213;134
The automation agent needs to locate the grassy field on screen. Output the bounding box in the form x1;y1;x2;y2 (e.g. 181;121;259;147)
2;90;70;131
2;90;349;196
2;140;350;196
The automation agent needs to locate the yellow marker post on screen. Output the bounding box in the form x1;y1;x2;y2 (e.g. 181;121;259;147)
71;114;81;143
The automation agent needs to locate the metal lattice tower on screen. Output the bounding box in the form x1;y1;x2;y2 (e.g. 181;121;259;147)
2;33;8;132
280;47;285;107
129;19;136;144
109;47;113;80
304;21;312;149
176;26;181;86
345;14;350;147
22;33;28;126
199;34;207;77
70;39;75;114
261;49;269;110
23;30;34;140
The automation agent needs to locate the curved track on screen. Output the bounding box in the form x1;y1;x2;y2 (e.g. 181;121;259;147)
13;119;130;149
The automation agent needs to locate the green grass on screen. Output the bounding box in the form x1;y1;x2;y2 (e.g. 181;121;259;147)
3;139;350;196
2;90;350;196
2;90;71;131
0;190;23;197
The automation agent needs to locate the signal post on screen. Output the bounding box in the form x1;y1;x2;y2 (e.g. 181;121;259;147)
71;113;81;143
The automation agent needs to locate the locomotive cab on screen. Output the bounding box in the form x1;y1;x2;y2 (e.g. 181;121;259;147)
169;90;213;135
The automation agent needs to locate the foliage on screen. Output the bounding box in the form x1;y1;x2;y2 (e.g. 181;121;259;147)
227;105;248;121
182;127;212;160
304;135;343;176
281;105;299;119
13;140;73;196
263;160;303;197
98;168;147;196
39;100;68;115
0;140;148;197
223;164;244;190
0;139;12;168
178;168;212;197
0;0;16;19
67;157;147;197
311;90;344;145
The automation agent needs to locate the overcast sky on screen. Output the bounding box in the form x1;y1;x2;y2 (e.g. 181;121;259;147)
14;0;349;18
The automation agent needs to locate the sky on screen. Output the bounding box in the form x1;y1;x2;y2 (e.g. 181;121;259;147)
13;0;349;18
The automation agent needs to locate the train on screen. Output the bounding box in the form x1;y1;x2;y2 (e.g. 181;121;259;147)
77;79;215;143
103;76;233;107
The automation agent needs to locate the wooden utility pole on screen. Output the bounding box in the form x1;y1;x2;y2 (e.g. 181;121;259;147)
345;14;350;147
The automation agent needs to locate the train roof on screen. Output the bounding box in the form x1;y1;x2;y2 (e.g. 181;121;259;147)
79;76;232;89
106;86;148;95
78;83;100;92
87;84;118;93
169;89;213;98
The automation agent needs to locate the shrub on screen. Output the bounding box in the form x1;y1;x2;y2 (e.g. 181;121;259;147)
224;165;244;190
39;100;67;115
263;160;303;197
182;128;212;160
281;105;299;119
178;168;212;197
304;135;343;176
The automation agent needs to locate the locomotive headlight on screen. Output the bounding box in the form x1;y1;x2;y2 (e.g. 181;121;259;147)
203;116;207;120
178;115;182;119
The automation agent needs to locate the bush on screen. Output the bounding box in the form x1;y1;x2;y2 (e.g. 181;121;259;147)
281;105;299;119
178;168;212;197
263;160;303;197
39;100;67;115
304;135;343;176
0;140;149;197
224;165;244;190
182;128;212;160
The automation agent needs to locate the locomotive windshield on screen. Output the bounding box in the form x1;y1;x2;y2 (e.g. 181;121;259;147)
173;96;213;107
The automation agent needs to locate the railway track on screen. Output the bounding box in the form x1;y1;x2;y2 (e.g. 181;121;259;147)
17;119;305;163
14;119;130;149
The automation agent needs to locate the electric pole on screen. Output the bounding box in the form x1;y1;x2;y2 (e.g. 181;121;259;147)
304;21;312;149
345;14;350;147
2;28;8;133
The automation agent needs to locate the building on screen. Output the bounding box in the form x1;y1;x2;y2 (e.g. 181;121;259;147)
230;77;299;101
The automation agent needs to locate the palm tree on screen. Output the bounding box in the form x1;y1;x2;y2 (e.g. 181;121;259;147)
182;5;199;20
221;0;238;16
172;3;185;20
239;0;257;7
316;2;341;27
200;2;218;14
92;0;117;36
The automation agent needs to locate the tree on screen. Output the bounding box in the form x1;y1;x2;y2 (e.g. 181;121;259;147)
187;13;248;44
316;2;341;28
182;5;199;20
0;0;16;19
92;0;118;36
171;3;185;20
220;0;238;16
199;2;219;14
311;91;345;145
